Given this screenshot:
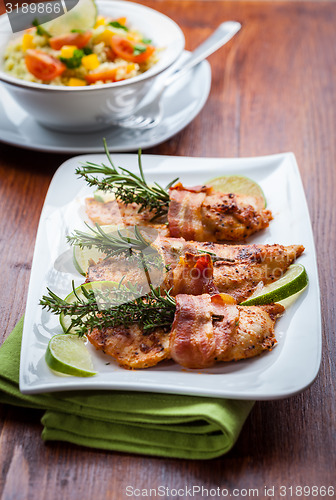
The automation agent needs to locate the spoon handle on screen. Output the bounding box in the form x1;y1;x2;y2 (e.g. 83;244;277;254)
165;21;241;87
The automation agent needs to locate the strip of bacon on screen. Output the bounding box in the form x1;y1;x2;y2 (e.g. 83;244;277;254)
87;294;284;370
169;252;218;296
168;183;273;241
169;294;284;369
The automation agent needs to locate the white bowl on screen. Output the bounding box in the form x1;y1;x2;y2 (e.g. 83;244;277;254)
0;0;184;132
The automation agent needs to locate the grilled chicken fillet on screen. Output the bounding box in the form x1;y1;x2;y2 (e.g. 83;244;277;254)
87;237;304;302
85;182;272;242
170;294;284;368
85;197;169;234
87;324;170;369
168;183;273;241
87;294;284;369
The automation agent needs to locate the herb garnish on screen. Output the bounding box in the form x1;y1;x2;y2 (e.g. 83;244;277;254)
133;44;147;55
198;249;236;263
76;139;179;219
32;18;51;37
40;283;176;336
68;223;154;258
67;224;165;282
109;21;128;31
59;47;91;68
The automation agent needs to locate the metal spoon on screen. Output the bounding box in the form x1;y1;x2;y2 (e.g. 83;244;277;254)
115;21;241;130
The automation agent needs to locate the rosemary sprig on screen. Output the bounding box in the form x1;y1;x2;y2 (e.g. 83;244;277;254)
40;283;176;336
67;223;165;283
67;223;153;258
67;224;237;273
75;139;178;219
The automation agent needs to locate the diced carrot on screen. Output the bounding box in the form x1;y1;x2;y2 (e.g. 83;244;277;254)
85;68;118;84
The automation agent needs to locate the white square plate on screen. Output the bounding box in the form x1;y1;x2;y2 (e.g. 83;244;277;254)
20;152;321;399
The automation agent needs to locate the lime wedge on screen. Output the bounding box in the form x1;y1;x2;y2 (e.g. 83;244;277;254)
240;264;308;306
45;334;97;377
93;189;115;203
60;280;118;333
44;0;97;36
206;175;266;209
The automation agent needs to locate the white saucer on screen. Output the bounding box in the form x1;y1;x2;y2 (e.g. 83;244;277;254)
0;52;211;154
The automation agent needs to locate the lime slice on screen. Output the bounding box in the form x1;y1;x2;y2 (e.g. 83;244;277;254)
93;189;116;203
72;223;118;275
45;334;97;377
73;245;105;276
240;264;308;306
206;175;266;209
44;0;97;36
60;280;118;333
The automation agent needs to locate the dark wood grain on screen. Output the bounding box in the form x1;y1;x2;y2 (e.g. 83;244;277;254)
0;1;335;499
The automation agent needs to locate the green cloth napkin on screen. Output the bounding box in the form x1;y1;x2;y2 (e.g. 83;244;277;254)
0;317;254;459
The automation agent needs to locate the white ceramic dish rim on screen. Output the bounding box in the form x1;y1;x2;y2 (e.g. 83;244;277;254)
19;152;322;399
0;0;185;92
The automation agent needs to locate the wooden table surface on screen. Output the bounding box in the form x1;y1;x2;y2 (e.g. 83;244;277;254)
1;1;335;499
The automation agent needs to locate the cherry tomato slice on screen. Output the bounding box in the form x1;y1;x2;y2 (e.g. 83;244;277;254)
104;46;116;62
110;36;155;63
25;49;66;81
49;31;92;50
85;68;118;84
